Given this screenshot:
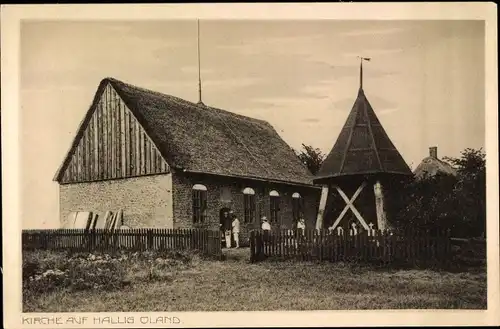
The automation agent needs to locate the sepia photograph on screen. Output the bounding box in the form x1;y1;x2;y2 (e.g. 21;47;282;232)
2;3;499;328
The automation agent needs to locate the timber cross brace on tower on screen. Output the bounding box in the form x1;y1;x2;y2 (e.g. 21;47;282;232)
331;181;369;231
313;57;413;233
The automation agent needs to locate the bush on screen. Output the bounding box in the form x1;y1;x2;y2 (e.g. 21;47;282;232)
23;251;128;296
22;249;198;299
23;250;69;271
388;148;486;239
22;250;68;288
23;269;67;294
66;257;127;291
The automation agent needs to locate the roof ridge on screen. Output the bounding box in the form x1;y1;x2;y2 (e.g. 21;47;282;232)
427;156;456;170
105;77;271;127
99;77;314;185
413;156;457;177
362;90;384;171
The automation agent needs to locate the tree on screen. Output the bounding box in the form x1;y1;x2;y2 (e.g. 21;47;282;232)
443;148;486;177
295;144;325;175
444;148;486;237
390;147;486;238
389;172;458;233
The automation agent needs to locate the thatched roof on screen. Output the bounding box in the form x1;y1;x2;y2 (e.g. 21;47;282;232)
413;156;457;179
104;78;314;186
314;88;412;184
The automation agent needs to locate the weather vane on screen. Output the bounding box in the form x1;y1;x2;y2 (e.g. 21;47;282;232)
358;56;371;89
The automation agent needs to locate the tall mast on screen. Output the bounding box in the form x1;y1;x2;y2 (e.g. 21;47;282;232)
197;19;204;105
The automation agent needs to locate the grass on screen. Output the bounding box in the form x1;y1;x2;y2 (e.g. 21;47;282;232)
23;248;487;312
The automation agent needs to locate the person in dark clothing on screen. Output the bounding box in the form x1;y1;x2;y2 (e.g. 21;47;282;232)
220;209;232;248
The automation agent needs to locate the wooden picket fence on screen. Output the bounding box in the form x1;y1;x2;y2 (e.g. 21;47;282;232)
22;228;222;259
249;229;453;266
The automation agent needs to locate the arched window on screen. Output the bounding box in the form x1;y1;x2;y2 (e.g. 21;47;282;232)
192;184;207;223
193;184;207;191
269;190;280;223
243;187;255;195
243;187;256;223
292;192;304;223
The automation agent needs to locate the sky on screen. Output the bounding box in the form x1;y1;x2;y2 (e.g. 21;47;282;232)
20;20;485;229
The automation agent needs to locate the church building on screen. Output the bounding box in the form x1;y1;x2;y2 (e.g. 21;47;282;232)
53;77;320;245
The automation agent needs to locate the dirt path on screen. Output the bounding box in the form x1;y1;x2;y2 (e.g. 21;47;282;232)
222;247;251;262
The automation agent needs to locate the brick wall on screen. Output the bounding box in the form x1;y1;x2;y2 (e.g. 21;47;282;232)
59;174;173;228
172;172;320;244
58;171;321;244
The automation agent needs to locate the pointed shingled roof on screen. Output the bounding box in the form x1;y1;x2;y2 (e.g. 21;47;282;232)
314;87;412;183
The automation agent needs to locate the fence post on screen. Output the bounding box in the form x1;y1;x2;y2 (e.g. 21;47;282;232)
445;228;451;266
216;229;222;259
41;231;47;250
256;230;262;261
250;230;256;263
205;229;209;256
146;229;152;250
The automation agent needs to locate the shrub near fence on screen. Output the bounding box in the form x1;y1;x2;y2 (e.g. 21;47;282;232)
249;229;453;267
22;228;222;259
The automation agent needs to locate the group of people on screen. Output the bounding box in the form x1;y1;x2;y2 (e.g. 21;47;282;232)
220;209;307;248
220;210;241;248
260;215;305;231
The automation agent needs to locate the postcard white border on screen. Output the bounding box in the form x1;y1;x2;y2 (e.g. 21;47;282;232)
2;3;499;328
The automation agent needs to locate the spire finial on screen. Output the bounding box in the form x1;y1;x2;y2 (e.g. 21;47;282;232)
358;56;371;90
197;19;204;106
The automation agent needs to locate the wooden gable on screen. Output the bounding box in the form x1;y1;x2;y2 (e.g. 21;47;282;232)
57;82;170;184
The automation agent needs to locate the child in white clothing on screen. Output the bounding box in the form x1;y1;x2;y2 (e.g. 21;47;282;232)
231;214;241;248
